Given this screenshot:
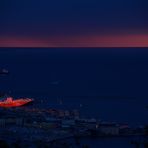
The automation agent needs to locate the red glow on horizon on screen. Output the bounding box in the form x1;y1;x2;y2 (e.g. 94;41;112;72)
0;34;148;47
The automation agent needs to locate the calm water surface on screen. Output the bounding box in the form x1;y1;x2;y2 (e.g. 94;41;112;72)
0;48;148;147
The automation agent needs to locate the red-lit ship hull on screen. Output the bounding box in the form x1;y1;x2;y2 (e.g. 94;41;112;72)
0;97;33;108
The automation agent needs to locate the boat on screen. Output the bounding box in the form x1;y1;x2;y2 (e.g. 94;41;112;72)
0;97;33;108
0;69;9;75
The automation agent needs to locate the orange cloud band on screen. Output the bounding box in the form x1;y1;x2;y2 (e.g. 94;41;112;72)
0;34;148;47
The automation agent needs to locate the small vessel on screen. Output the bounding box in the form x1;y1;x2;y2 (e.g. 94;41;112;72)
0;97;33;108
0;69;9;75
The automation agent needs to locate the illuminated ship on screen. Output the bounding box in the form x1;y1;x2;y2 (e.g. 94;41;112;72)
0;97;33;108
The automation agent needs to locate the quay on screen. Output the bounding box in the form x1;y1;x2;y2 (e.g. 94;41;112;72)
0;107;147;147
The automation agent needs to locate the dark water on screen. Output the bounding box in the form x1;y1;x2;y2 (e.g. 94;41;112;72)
0;48;148;147
80;136;145;148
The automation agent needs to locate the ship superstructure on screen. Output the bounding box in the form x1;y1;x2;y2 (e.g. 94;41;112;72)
0;97;33;107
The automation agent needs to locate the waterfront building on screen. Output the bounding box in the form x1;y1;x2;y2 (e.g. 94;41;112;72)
0;119;5;127
58;110;65;118
61;119;75;128
65;110;70;118
99;123;119;135
72;110;80;119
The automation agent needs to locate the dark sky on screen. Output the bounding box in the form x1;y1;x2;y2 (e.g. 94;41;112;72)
0;0;148;47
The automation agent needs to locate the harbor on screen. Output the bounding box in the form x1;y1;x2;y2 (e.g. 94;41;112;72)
0;48;148;148
0;105;147;147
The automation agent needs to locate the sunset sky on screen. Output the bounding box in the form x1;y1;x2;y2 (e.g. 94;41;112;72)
0;0;148;47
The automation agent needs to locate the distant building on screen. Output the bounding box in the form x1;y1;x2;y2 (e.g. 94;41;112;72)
0;119;5;127
0;118;24;127
58;110;65;118
75;118;97;129
65;110;70;118
72;110;80;119
99;123;119;135
61;119;75;128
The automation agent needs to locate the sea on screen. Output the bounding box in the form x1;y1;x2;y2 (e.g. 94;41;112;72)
0;47;148;147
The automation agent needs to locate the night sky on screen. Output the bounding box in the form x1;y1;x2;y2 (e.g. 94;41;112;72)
0;0;148;47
